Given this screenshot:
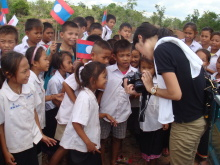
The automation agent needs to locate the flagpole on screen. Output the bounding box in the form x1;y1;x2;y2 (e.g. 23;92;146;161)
55;22;58;43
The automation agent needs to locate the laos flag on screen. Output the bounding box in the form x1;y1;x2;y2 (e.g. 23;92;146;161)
50;0;74;25
1;0;9;14
76;39;94;59
101;10;107;26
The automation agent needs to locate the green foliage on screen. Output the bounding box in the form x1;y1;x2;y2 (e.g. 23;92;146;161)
10;0;29;17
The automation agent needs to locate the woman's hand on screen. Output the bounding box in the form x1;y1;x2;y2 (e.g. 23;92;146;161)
162;124;169;130
86;141;101;154
141;71;154;92
4;152;17;165
41;135;57;147
123;78;139;95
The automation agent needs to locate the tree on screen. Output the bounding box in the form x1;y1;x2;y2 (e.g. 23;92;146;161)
155;4;166;27
198;11;220;31
10;0;29;16
184;9;200;24
126;0;137;10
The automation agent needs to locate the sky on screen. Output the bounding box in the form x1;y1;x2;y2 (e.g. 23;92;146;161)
28;0;220;20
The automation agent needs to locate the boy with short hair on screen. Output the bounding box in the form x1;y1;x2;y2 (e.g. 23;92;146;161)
100;39;137;165
72;16;87;40
118;23;132;41
0;25;18;59
88;23;103;37
39;22;54;49
85;16;95;32
102;14;116;41
14;18;43;55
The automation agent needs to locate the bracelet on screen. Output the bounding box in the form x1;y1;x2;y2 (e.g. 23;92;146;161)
150;86;158;95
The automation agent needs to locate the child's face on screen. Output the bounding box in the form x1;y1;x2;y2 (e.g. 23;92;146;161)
92;49;111;65
86;21;92;31
94;69;107;89
119;27;132;40
200;31;211;46
0;34;17;54
183;27;196;43
61;55;73;73
10;57;30;85
115;50;131;70
130;49;141;68
90;29;102;37
140;61;155;76
216;58;220;74
60;27;79;46
211;35;220;51
43;28;54;43
196;51;209;67
26;27;43;45
34;51;50;72
106;19;116;30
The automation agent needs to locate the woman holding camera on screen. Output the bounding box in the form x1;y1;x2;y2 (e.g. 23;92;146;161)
124;23;206;165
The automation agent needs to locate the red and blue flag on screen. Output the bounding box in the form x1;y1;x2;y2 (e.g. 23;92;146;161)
1;0;9;14
101;10;107;26
0;12;6;25
50;0;74;25
76;39;94;59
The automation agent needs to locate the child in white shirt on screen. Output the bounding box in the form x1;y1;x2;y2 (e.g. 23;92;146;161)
102;14;116;41
0;51;56;165
60;61;116;165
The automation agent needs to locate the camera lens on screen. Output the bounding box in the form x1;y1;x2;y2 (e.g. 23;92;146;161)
134;80;145;93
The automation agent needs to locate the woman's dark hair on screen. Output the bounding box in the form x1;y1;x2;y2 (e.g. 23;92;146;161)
50;51;72;70
0;51;25;88
183;22;197;32
196;49;211;62
133;22;173;46
211;32;220;40
25;46;45;67
75;61;106;88
201;27;214;35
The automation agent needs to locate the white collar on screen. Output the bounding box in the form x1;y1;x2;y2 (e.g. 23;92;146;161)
1;80;31;101
110;63;136;74
54;70;65;82
30;70;41;84
84;87;97;101
104;25;111;31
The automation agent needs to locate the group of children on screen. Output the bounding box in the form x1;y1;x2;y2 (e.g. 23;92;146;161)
0;13;219;165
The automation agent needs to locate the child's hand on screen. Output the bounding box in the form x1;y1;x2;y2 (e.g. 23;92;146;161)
50;41;57;55
4;152;17;165
123;78;139;95
162;124;169;130
53;93;64;102
105;114;118;127
86;141;101;154
41;134;57;147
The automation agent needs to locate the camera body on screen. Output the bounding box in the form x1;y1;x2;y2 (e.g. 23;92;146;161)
123;72;145;93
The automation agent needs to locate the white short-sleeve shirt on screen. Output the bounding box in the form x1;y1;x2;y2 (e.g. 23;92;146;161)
139;77;163;132
60;88;100;152
207;49;220;72
100;64;137;123
181;39;202;52
56;73;80;125
0;81;42;153
29;70;46;129
102;25;112;41
45;70;69;111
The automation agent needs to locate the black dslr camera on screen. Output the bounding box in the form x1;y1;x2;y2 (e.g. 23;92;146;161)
122;72;145;93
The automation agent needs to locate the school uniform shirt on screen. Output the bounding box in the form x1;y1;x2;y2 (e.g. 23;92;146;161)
81;31;88;40
102;25;112;41
0;80;42;153
14;39;42;55
139;77;163;132
207;49;220;72
56;73;80;125
29;70;46;129
39;40;52;49
45;70;69;111
100;64;137;123
181;38;202;52
60;87;100;152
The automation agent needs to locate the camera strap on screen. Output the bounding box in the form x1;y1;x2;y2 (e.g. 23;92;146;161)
139;90;151;122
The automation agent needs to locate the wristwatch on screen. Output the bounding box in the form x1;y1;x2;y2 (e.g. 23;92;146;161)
150;86;158;95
